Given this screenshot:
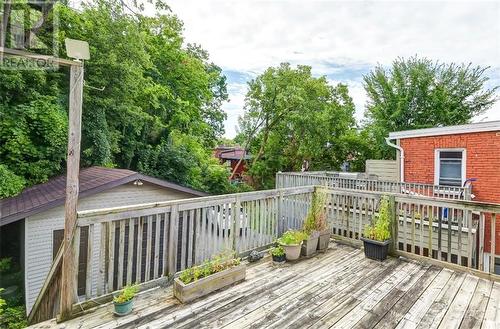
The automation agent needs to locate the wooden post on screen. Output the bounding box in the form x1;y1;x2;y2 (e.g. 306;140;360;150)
233;197;241;252
59;63;84;321
278;191;284;235
389;195;398;255
168;205;179;276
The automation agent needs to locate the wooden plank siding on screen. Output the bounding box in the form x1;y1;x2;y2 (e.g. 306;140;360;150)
366;159;399;182
29;243;500;329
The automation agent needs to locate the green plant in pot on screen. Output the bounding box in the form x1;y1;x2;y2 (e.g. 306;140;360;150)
361;196;392;261
269;245;286;264
113;284;138;316
302;190;329;256
278;230;308;261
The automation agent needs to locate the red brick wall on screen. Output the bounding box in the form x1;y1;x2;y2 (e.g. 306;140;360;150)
400;131;500;203
400;131;500;255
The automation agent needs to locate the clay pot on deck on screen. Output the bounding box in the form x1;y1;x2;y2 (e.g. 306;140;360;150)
281;242;303;261
317;229;330;252
361;237;391;261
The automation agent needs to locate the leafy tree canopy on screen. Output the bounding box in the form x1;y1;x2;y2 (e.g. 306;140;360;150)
237;63;358;188
0;0;247;197
363;56;498;159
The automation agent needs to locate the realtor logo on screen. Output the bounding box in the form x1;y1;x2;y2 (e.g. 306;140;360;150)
0;0;59;70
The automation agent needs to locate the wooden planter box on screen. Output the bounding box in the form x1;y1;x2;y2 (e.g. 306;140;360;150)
173;264;246;303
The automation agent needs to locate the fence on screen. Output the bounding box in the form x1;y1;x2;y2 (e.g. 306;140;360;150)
276;172;471;200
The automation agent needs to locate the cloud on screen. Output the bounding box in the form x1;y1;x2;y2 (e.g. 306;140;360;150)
167;0;500;137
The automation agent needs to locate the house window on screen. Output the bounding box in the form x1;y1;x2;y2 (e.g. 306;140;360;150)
484;254;500;275
435;150;465;187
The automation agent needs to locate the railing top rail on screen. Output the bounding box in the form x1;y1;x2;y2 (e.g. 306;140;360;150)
77;185;314;220
316;186;500;213
277;172;468;191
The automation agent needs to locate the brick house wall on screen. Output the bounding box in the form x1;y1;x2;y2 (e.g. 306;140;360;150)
399;130;500;254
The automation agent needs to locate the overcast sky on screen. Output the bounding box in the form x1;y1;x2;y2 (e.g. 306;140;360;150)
167;0;500;138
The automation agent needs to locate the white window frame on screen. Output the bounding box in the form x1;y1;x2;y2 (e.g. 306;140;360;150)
483;253;500;275
434;148;466;187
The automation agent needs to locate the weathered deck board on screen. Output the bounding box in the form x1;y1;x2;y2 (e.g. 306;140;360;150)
29;242;497;329
459;278;493;329
415;271;466;329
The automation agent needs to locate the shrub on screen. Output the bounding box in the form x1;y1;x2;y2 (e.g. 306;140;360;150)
364;196;391;241
113;285;139;304
178;251;241;284
303;190;327;234
0;305;27;329
0;290;5;313
277;230;308;245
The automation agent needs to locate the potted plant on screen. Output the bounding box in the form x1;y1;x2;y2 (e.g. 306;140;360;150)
302;190;329;255
314;191;330;251
361;196;392;261
174;251;246;303
113;284;138;316
278;230;308;261
269;245;286;264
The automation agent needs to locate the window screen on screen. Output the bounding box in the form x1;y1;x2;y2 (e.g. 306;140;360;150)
438;151;463;186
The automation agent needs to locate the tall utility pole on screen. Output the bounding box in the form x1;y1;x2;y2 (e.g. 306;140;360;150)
0;47;84;321
59;62;84;320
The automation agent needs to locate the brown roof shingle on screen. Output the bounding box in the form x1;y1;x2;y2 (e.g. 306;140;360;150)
0;167;206;226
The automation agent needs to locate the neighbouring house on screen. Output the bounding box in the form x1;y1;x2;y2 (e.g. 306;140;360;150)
0;167;206;314
213;146;252;180
387;120;500;274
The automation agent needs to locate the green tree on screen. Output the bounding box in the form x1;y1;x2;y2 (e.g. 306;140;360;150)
238;63;357;188
0;0;236;197
363;56;498;159
0;97;68;186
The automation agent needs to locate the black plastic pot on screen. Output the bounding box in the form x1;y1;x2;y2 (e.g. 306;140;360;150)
272;254;286;263
361;237;391;261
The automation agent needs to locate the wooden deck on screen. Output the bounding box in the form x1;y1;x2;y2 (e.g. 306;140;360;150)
30;242;499;329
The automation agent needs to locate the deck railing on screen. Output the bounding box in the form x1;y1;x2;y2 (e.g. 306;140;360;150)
75;186;312;298
28;186;314;323
318;187;498;274
276;172;472;200
28;184;498;324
